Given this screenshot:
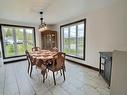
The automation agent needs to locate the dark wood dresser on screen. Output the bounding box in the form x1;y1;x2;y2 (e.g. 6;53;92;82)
99;52;112;86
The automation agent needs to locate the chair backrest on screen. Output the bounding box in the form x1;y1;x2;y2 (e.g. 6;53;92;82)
25;50;29;60
53;52;65;70
50;47;58;52
36;59;44;67
32;47;41;51
25;50;35;65
25;50;30;64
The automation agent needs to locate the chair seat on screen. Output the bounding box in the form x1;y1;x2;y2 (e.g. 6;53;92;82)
47;64;64;71
37;65;46;70
39;67;47;75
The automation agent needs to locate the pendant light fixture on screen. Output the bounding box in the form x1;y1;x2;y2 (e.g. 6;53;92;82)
39;11;47;31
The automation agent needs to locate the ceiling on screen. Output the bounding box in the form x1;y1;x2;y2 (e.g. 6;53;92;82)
0;0;114;25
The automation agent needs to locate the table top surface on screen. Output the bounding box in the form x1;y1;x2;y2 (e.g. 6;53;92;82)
30;50;58;60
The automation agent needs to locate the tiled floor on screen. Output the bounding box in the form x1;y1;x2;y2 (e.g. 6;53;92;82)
0;60;110;95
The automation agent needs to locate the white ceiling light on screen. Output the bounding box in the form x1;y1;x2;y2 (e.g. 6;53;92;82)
39;11;47;32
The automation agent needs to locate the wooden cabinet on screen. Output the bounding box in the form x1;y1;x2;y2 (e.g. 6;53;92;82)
41;30;57;49
99;52;112;86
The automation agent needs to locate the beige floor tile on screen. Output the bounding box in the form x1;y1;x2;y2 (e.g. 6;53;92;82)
0;60;110;95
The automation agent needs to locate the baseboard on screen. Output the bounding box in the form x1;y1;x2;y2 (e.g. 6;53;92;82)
4;58;27;64
66;59;99;71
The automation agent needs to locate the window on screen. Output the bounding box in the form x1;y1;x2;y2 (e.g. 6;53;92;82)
60;19;86;60
1;25;35;58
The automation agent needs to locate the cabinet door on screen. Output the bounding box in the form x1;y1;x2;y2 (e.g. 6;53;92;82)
46;34;52;49
51;33;56;48
104;59;112;83
41;30;57;49
41;35;46;49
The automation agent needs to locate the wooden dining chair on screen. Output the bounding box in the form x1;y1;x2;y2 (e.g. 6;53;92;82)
32;47;41;51
47;52;66;85
25;50;30;74
36;59;48;83
25;50;36;77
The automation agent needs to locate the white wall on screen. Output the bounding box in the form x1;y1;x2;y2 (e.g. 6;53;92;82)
55;0;127;68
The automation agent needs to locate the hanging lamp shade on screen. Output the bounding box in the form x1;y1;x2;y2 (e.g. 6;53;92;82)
39;11;47;31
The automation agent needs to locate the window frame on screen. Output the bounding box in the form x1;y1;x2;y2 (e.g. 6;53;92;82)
60;19;86;60
0;24;36;59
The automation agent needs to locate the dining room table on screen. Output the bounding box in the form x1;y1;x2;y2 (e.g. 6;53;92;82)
30;49;58;66
29;49;58;82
